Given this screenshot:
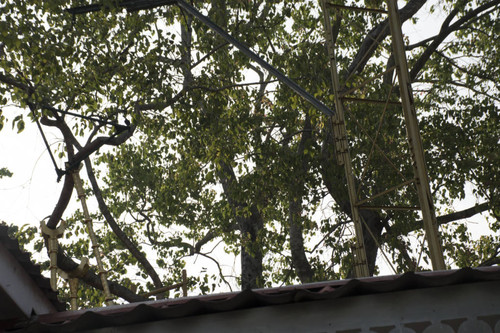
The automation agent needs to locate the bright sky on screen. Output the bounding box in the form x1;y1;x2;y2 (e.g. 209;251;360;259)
0;106;72;227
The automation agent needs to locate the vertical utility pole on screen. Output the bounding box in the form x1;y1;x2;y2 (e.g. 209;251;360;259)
321;0;446;275
321;0;370;278
387;0;446;270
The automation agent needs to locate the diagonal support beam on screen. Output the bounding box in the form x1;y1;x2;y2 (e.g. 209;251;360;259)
68;0;337;118
176;0;336;117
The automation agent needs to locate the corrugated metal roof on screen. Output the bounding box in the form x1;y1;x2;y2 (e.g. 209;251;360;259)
20;266;500;332
0;225;65;313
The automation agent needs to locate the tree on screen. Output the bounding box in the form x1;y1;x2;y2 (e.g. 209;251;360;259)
0;0;498;307
0;167;13;179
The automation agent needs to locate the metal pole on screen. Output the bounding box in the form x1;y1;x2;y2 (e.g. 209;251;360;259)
387;0;446;270
321;0;370;277
68;1;337;115
175;0;336;118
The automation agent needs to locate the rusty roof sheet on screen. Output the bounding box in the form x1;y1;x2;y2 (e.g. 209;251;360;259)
0;225;65;313
19;266;500;332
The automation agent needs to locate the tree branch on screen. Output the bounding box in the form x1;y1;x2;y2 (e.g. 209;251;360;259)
36;100;143;301
288;115;314;283
191;42;229;69
40;116;82;151
416;78;500;103
406;35;436;50
45;174;74;229
410;0;500;81
84;157;164;289
437;202;491;225
383;202;491;239
345;0;427;79
40;110;135;228
479;243;500;267
141;211;222;256
0;72;33;93
39;116;77;229
56;248;146;303
198;253;233;292
435;50;497;82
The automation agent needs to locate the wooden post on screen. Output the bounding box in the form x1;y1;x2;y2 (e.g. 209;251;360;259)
321;0;370;277
182;269;187;297
70;165;114;304
59;257;89;310
41;220;66;291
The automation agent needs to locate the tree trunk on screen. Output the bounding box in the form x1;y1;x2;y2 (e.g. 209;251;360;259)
289;197;314;283
287;116;314;283
239;205;264;290
217;161;264;290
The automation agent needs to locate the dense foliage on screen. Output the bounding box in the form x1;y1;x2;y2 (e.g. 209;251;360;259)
0;0;498;307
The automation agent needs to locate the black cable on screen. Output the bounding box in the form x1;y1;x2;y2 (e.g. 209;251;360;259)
30;108;66;181
66;1;176;14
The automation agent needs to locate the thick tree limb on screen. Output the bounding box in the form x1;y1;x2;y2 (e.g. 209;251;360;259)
84;157;164;289
406;35;436;50
288;115;314;283
40;116;82;150
194;230;217;253
345;0;427;79
40;113;135;229
436;202;491;225
68;125;135;171
382;202;491;240
480;244;500;267
37;101;141;302
39;116;77;229
45;175;74;229
56;249;146;303
480;257;500;266
410;0;500;81
0;72;33;93
217;160;264;290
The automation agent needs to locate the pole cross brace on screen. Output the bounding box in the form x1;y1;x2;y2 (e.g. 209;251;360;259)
41;220;67;291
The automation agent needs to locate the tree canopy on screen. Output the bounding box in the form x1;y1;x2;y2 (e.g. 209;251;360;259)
0;0;498;307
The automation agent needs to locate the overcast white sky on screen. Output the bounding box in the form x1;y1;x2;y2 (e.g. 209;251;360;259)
0;106;72;227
